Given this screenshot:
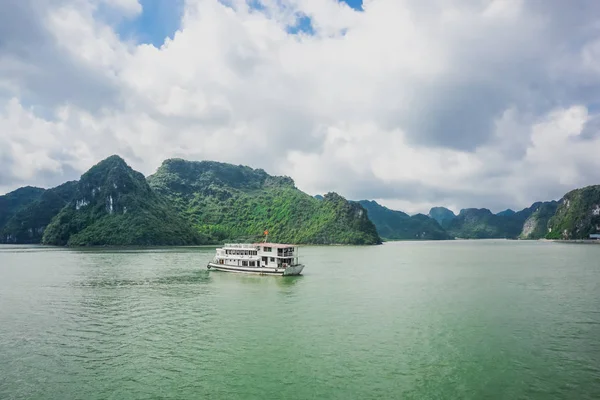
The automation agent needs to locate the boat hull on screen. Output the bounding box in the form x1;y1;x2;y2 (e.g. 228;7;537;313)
207;262;304;276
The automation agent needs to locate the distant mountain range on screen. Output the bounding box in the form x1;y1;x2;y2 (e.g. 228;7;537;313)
350;201;562;241
441;203;559;239
353;189;597;241
356;201;451;240
1;155;599;246
1;156;380;246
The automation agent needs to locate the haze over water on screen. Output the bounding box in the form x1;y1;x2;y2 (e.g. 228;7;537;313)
1;241;599;399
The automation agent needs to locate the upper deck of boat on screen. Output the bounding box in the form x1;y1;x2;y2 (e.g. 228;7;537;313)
223;243;297;249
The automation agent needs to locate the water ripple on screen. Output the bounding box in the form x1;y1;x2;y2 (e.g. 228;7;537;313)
1;243;600;400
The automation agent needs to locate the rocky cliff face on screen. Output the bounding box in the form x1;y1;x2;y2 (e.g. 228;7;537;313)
547;186;600;239
42;156;202;246
440;201;562;240
520;217;538;239
519;201;559;239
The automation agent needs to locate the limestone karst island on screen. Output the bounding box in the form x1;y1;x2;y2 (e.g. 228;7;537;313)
2;155;599;246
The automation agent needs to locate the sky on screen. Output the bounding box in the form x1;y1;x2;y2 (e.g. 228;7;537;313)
1;0;600;214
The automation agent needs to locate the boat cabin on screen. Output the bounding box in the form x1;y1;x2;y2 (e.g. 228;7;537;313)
215;243;299;269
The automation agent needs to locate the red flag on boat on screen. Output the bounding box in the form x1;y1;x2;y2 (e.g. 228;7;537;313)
264;230;269;235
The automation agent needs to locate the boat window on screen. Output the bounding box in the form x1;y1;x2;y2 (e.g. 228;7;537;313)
270;257;275;262
264;247;272;252
242;261;248;266
249;261;255;266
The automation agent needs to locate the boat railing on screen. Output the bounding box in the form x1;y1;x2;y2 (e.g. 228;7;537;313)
223;243;257;249
218;254;258;259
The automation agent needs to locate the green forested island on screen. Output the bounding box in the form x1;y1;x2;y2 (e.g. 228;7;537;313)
546;186;600;239
357;200;451;240
42;156;203;246
442;202;558;240
147;159;380;245
0;156;380;246
1;155;599;245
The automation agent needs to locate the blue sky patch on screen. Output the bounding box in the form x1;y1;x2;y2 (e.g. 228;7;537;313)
287;15;315;35
340;0;363;11
247;0;267;12
117;0;184;47
116;0;361;44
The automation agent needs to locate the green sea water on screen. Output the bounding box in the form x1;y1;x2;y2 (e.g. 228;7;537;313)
1;240;599;399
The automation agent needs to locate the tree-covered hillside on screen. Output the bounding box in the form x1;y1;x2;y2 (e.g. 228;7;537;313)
1;182;77;244
519;201;559;239
147;159;381;245
547;185;600;239
42;156;203;246
442;201;560;239
358;200;452;240
428;207;456;228
0;186;45;233
3;154;597;246
497;209;516;217
445;208;513;238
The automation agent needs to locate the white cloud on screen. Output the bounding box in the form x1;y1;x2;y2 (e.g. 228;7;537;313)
98;0;142;17
48;4;132;74
1;0;600;214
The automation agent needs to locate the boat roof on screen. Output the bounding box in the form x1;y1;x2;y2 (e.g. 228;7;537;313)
222;242;297;249
254;242;297;248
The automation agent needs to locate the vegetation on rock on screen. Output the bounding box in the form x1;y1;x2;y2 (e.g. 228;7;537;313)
0;186;45;231
3;154;599;246
444;208;519;239
1;182;77;244
547;185;600;239
42;156;203;246
444;202;560;239
428;207;456;228
519;201;559;239
147;159;381;245
359;200;452;240
497;209;516;217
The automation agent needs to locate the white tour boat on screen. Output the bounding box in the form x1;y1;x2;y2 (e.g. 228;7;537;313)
207;242;305;276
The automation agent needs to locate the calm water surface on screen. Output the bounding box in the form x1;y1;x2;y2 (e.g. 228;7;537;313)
1;241;599;399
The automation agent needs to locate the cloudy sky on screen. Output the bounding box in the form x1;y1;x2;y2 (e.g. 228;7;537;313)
1;0;600;214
